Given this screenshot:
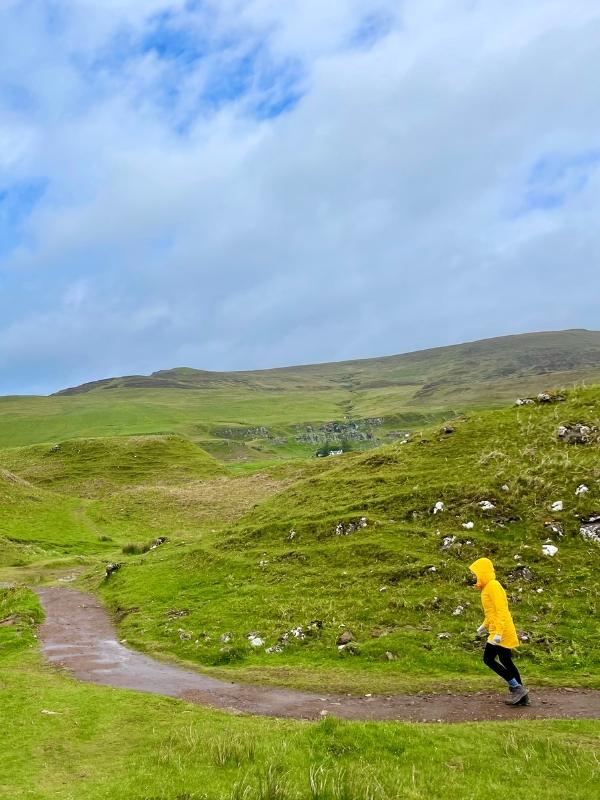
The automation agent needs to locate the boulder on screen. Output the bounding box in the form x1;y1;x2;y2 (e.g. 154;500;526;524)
337;630;354;646
557;423;594;445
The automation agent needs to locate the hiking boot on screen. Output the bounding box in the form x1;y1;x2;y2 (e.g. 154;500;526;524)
515;693;531;706
505;685;529;705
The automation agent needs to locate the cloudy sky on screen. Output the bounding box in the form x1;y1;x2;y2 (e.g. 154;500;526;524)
1;1;599;394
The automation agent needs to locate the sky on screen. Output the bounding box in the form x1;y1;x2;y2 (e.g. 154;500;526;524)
1;1;600;395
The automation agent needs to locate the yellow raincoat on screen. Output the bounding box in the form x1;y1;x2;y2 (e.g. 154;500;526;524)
469;557;519;649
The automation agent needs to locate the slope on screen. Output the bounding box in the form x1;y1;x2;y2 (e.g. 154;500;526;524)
93;387;600;693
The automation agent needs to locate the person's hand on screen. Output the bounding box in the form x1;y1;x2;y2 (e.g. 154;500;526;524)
492;634;502;644
476;624;487;636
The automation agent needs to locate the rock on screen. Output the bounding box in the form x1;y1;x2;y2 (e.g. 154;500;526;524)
441;535;457;549
537;392;564;404
544;521;563;537
442;425;455;434
557;423;594;445
515;398;535;406
149;536;167;550
266;644;283;654
48;444;61;454
478;500;495;511
287;529;296;541
178;629;191;641
512;565;534;582
258;559;269;567
220;633;232;643
575;484;589;496
437;632;451;639
580;520;600;545
105;562;121;577
550;501;563;512
462;521;474;530
542;544;558;557
518;632;530;643
166;608;190;619
384;651;396;661
337;630;354;646
432;501;445;515
247;634;264;648
452;605;464;616
501;484;510;491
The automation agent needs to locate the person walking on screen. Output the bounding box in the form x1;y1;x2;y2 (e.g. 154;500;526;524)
469;557;529;705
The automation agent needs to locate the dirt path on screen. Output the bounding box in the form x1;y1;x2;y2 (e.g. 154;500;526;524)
35;587;600;723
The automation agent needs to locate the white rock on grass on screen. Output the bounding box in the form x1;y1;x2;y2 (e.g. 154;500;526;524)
433;501;445;514
542;543;558;557
479;500;495;511
247;634;264;647
550;501;564;512
501;484;510;492
452;605;464;616
575;484;589;496
462;521;475;530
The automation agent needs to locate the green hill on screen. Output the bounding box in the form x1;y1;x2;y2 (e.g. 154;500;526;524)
0;435;225;496
92;386;600;693
1;330;599;457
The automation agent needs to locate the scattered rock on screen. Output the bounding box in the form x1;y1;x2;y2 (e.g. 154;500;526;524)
149;536;167;550
247;634;264;648
437;632;451;639
441;535;457;549
384;651;396;661
452;605;464;616
501;484;510;491
557;423;594;445
518;632;530;643
178;629;192;641
335;517;368;536
220;633;232;644
442;425;455;434
337;630;354;646
462;521;475;530
478;500;495;511
537;392;565;404
105;563;121;578
515;398;535;406
542;543;558;557
580;518;600;545
575;484;589;496
550;501;564;512
166;609;190;619
287;529;296;541
258;559;269;568
544;521;563;537
432;501;445;515
266;644;284;654
511;565;534;582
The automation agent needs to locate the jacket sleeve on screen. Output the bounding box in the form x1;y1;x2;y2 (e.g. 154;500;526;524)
488;581;510;636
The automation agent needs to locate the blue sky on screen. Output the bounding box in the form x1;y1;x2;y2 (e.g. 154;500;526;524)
1;0;600;394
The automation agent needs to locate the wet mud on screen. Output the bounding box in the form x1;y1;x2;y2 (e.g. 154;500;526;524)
35;587;600;723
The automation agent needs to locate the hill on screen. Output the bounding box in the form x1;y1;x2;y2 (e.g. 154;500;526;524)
92;386;600;694
1;329;600;456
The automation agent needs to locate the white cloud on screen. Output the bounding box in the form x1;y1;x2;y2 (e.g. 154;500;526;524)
1;1;600;393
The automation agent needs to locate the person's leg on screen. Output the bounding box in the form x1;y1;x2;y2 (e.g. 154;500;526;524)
483;643;512;681
497;646;523;685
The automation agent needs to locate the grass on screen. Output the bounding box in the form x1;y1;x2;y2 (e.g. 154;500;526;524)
1;589;599;800
89;386;600;693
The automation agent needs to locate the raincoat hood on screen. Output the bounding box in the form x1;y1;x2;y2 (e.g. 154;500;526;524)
469;557;496;590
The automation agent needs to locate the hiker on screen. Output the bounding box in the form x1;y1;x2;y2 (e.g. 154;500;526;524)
469;557;529;705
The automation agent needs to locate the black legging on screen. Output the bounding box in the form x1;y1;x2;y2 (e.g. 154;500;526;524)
483;643;522;684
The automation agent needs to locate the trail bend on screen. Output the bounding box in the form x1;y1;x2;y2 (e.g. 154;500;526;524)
35;587;600;723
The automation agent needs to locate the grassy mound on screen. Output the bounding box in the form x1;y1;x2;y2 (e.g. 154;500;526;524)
96;388;600;692
0;435;226;496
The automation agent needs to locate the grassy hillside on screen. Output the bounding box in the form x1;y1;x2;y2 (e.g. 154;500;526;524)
1;330;599;458
2;588;598;800
92;386;600;693
0;435;225;496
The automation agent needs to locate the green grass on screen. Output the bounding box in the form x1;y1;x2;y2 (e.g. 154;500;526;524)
0;435;225;496
91;387;600;693
1;588;599;800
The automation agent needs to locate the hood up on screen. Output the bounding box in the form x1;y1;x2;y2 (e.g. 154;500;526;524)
469;557;496;589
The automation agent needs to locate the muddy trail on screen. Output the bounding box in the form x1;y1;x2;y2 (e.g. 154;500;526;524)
35;587;600;723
